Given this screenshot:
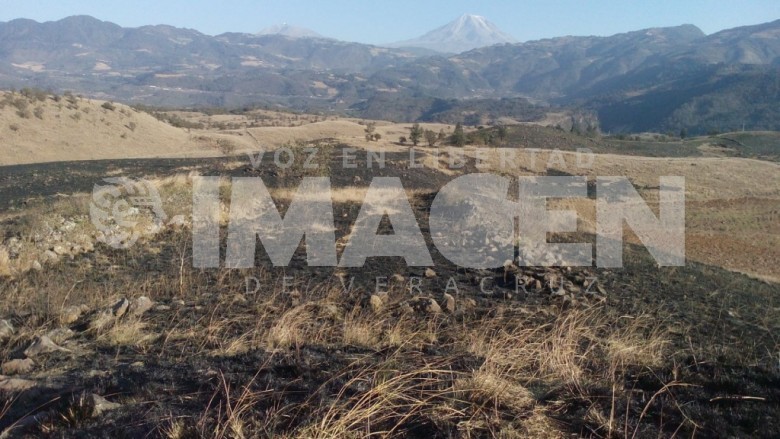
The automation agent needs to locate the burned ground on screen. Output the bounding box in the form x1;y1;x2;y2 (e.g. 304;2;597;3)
0;146;778;438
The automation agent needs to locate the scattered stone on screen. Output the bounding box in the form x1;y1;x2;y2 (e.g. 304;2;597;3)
1;359;34;375
46;328;75;344
551;288;567;298
0;320;14;340
399;302;414;314
424;268;437;278
154;304;171;312
43;250;59;263
24;335;70;357
462;298;477;309
60;305;84;325
369;295;384;313
31;260;43;272
392;274;405;283
168;215;187;227
52;245;69;256
112;298;130;318
409;297;441;314
129;296;154;316
88;394;121;415
0;376;36;392
442;293;456;313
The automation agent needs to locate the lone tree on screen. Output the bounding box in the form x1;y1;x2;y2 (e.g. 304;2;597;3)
364;122;377;141
424;129;438;146
450;122;466;147
409;123;423;146
438;129;446;143
496;125;508;144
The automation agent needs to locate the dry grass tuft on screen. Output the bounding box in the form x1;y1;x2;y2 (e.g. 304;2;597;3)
0;247;11;277
266;305;316;350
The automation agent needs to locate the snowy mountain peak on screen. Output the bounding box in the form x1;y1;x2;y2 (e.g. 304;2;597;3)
389;14;516;53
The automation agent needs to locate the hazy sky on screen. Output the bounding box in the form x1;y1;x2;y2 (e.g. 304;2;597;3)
0;0;778;44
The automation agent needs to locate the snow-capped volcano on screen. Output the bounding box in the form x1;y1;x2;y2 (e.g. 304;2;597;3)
389;14;517;53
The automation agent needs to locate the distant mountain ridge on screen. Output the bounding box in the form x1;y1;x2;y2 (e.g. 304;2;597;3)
389;14;517;53
257;24;325;39
1;15;780;133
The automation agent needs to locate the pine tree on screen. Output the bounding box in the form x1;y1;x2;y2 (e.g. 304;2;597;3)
409;123;423;146
450;122;466;147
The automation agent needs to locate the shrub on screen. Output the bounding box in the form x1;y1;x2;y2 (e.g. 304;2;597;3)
409;123;423;146
101;101;116;111
20;87;47;102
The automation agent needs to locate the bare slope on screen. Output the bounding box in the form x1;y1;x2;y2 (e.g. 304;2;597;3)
0;91;218;165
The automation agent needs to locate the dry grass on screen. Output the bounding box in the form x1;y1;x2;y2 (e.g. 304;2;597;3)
0;91;220;165
0;247;11;277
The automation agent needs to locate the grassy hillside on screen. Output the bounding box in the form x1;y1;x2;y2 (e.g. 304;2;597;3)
0;90;220;165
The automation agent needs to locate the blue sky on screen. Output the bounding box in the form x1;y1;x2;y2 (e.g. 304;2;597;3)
0;0;778;44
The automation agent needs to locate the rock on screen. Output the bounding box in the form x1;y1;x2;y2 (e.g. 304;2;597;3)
46;328;74;344
552;288;567;298
392;274;405;283
0;376;36;392
369;295;384;313
129;296;154;316
410;297;441;314
60;305;84;324
462;298;477;309
1;359;34;375
168;215;186;227
399;302;414;314
425;298;441;314
24;335;70;357
0;320;14;340
43;250;59;263
154;305;171;312
88;394;121;415
442;293;456;313
112;298;130;318
31;260;43;272
52;245;69;256
424;268;437;278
